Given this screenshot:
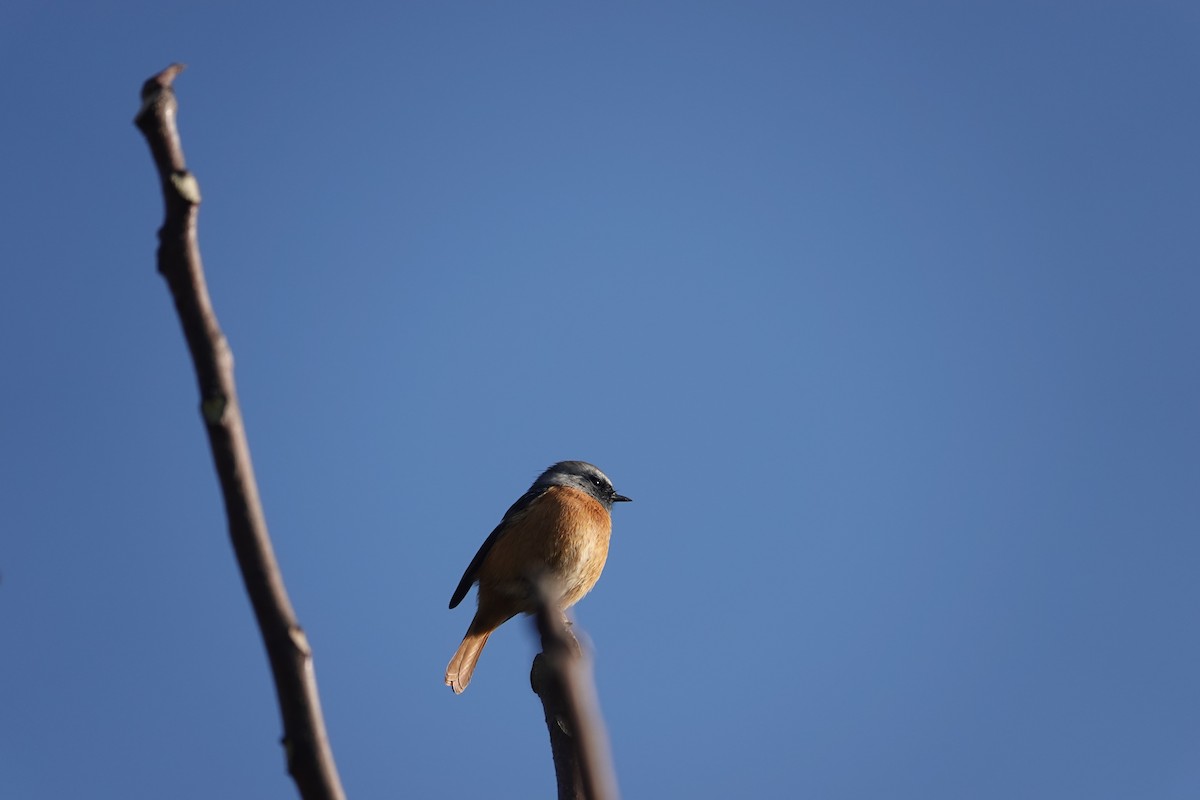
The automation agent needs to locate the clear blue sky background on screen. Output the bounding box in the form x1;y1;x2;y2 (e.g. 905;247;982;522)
2;2;1197;798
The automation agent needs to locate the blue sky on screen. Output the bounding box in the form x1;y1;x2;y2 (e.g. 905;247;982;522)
2;2;1198;798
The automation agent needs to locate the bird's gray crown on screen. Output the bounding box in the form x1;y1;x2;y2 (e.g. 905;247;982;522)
533;460;631;508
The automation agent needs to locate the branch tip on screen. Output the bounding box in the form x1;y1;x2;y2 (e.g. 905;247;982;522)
136;64;187;128
531;577;619;800
154;63;186;89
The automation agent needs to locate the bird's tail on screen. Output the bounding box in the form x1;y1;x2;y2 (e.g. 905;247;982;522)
445;629;492;694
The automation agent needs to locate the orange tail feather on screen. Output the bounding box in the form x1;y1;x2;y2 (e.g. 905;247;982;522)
445;629;491;694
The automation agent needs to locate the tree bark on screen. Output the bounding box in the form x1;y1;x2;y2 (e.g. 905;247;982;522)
134;64;347;800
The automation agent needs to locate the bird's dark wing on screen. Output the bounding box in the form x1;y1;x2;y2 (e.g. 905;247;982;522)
448;486;548;609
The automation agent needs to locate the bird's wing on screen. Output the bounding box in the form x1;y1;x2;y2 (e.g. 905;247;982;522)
448;486;548;609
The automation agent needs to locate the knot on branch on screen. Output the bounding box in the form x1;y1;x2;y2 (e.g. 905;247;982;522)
170;170;202;204
200;392;228;424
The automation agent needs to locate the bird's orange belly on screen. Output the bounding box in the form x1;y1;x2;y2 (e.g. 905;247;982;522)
477;485;613;611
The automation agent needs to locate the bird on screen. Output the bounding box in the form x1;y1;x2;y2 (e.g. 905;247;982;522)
445;460;631;694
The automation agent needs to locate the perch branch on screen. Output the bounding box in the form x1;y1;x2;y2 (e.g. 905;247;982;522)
134;64;346;800
530;577;619;800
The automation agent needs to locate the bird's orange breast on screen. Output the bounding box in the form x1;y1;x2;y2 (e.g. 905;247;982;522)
476;485;612;613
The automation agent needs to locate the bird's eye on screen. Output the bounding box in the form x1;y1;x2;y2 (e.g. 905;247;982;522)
590;476;603;487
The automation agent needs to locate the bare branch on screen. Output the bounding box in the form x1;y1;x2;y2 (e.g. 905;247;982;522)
134;64;346;800
530;577;620;800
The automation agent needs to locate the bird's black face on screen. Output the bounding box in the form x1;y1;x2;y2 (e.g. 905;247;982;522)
584;470;632;506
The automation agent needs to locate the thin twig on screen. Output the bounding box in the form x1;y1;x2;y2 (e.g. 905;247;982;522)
530;577;620;800
134;64;346;800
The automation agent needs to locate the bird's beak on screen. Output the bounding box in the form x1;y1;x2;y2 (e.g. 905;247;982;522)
613;494;632;503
